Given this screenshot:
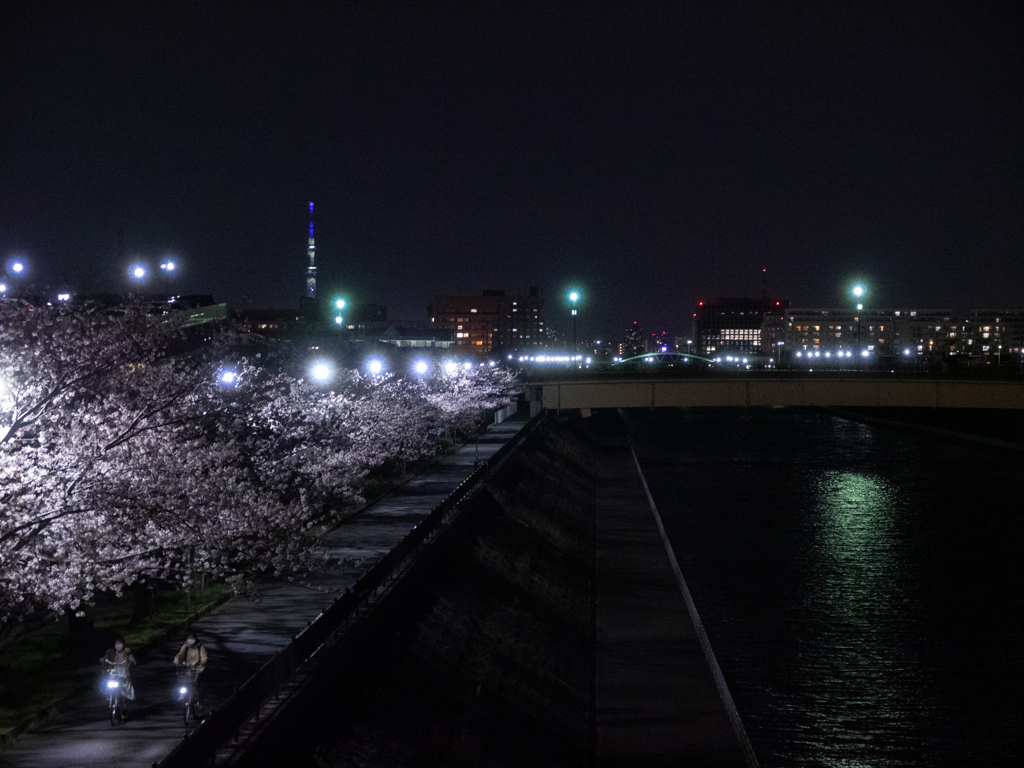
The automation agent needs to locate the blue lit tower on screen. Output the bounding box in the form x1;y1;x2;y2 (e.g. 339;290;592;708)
305;202;317;299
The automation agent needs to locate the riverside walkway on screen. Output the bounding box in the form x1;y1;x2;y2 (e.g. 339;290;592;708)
594;421;752;767
1;419;526;768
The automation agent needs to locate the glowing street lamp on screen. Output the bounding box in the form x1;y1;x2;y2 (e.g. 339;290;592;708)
129;264;147;281
851;284;868;368
333;298;346;328
160;259;177;294
366;358;384;376
310;362;332;382
5;259;27;296
413;359;429;376
568;290;581;351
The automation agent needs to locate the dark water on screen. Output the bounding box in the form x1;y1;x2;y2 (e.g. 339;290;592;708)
625;409;1023;767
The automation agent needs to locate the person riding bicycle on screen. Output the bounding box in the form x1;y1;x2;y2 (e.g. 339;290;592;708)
173;631;208;673
173;630;208;701
100;636;137;707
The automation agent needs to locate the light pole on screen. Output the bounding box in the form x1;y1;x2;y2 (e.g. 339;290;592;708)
333;298;346;328
852;284;866;369
568;291;580;353
129;264;147;296
160;259;176;294
5;259;27;296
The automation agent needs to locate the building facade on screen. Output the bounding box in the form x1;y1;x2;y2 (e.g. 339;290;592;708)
694;297;790;357
781;307;1023;365
429;287;544;354
695;298;1023;367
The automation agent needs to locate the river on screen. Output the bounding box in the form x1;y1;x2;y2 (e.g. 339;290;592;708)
625;408;1022;767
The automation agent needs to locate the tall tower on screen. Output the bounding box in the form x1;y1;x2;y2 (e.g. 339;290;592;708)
305;202;317;299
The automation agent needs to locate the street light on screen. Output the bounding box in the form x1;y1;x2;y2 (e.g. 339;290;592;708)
568;290;580;352
160;259;176;294
5;259;27;296
129;264;147;281
333;298;345;328
851;284;867;369
310;362;332;382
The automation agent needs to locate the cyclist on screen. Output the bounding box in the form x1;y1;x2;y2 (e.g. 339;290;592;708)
100;636;137;712
173;631;208;704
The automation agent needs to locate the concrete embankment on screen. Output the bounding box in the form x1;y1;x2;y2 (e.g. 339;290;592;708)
233;412;750;767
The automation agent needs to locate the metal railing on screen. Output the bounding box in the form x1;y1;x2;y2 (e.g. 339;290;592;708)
154;411;544;768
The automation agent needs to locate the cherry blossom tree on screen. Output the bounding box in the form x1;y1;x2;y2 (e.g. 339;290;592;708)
0;303;519;645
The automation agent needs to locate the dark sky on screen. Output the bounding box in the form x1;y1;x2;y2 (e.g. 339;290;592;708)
2;1;1021;340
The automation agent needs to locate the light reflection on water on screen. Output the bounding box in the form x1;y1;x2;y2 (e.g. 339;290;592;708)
628;410;1023;767
803;472;923;765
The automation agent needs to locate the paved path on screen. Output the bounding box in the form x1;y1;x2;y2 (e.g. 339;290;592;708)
594;443;749;767
1;419;526;768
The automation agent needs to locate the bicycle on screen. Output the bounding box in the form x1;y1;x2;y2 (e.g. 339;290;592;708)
101;661;129;726
176;664;201;725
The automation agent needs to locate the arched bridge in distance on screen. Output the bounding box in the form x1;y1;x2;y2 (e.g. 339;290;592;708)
533;375;1024;411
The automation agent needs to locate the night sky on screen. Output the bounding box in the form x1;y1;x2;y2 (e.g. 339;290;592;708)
2;1;1021;340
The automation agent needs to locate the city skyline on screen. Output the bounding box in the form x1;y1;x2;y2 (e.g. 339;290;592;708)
1;2;1021;339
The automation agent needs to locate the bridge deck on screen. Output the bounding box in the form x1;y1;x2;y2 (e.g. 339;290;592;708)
542;376;1024;410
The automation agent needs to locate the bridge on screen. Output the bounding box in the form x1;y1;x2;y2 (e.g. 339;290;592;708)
536;376;1024;411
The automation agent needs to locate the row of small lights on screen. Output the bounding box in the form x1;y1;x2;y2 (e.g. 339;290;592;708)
512;354;590;364
509;354;598;366
798;350;937;360
217;358;495;387
796;350;866;359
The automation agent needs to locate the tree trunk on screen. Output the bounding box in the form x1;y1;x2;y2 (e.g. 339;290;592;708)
130;582;158;624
